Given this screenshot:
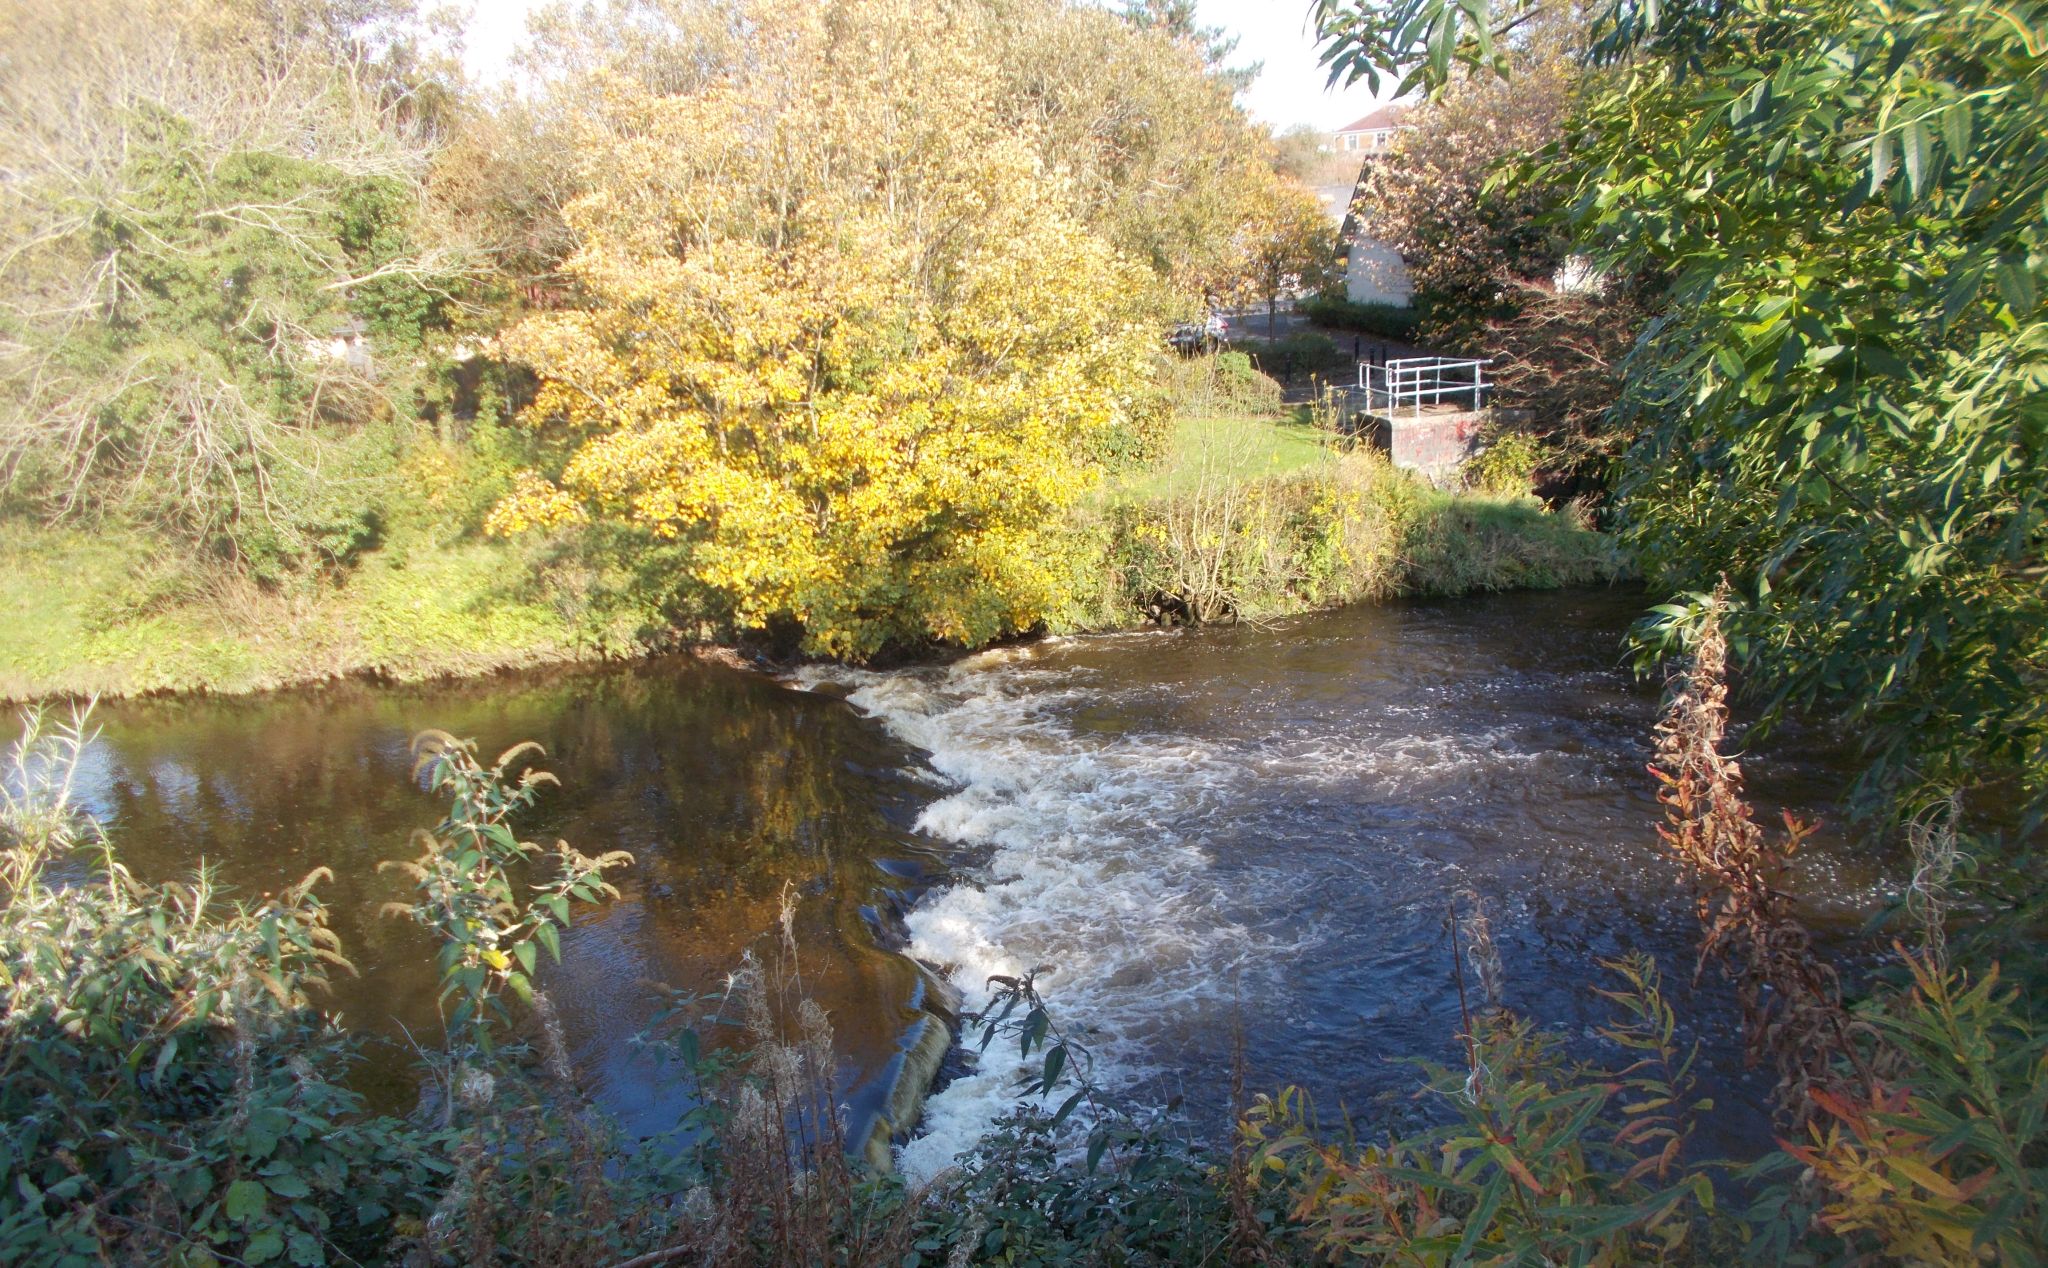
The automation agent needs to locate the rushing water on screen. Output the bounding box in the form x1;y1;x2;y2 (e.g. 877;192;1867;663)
58;587;1887;1169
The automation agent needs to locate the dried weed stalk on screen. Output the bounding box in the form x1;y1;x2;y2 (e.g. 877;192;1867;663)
1650;598;1868;1118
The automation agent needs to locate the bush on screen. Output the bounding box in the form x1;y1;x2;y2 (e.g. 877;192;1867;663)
1300;294;1424;342
1262;330;1347;381
1153;350;1285;418
225;422;405;584
906;1110;1274;1267
1464;426;1546;496
1245;951;1718;1263
0;708;437;1266
1101;450;1619;626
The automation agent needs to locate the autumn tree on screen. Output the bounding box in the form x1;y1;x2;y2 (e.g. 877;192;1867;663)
1346;8;1649;492
1272;123;1363;188
948;0;1278;308
1351;52;1574;342
487;0;1158;659
1243;181;1341;339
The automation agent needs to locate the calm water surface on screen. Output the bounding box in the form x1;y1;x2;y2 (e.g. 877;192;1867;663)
70;587;1889;1167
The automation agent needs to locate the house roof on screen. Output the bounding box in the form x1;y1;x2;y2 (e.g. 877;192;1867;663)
1336;104;1409;134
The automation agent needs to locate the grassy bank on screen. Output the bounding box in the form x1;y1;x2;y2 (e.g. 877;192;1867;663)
0;396;1622;702
0;523;612;702
1065;407;1625;629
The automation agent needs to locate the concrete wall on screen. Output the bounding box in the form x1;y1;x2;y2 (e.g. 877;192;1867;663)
1364;407;1486;482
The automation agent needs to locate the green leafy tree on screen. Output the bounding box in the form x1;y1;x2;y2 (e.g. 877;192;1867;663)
1318;0;2048;824
0;0;468;575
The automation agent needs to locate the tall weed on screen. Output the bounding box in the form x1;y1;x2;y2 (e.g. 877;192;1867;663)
0;706;436;1266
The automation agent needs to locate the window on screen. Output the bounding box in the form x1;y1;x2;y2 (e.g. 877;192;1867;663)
1344;134;1358;150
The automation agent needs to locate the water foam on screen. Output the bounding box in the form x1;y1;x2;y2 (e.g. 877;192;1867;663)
796;645;1269;1178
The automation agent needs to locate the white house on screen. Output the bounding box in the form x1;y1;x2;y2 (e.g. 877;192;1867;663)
1330;106;1417;307
1343;238;1415;307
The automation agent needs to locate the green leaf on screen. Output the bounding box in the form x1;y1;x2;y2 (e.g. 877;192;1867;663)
243;1108;287;1160
225;1178;267;1223
153;1035;180;1084
1041;1043;1067;1091
1995;257;2037;314
243;1227;285;1264
1457;1172;1508;1261
1902;118;1931;194
1940;100;1972;156
264;1172;313;1200
287;1228;325;1266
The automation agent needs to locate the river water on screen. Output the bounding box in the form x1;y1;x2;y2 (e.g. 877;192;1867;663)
61;587;1887;1169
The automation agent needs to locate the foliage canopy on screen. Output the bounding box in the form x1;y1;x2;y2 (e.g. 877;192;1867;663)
489;0;1191;658
1318;0;2048;823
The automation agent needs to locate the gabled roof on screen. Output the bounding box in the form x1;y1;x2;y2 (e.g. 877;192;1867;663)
1336;104;1410;134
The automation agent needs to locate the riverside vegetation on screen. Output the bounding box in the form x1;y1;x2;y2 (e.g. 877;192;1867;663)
0;0;1602;701
4;0;2047;1263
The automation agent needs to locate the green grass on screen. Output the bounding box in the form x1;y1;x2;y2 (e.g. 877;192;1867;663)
0;522;603;702
1065;403;1628;634
1117;413;1337;500
1402;487;1626;594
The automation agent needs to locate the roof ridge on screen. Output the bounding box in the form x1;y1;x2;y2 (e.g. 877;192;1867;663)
1336;104;1410;133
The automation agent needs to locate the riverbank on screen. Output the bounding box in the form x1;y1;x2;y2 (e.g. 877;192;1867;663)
0;523;630;702
0;427;1623;703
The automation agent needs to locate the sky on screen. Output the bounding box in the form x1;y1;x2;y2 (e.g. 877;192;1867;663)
458;0;1391;134
1193;0;1389;132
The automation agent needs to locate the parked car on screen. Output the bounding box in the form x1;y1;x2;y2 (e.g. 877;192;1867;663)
1168;312;1229;354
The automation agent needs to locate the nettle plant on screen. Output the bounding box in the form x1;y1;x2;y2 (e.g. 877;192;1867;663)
383;732;631;1056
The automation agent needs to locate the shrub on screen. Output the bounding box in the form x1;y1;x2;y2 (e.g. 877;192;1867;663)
1259;331;1346;382
1105;450;1619;626
908;1110;1264;1267
1300;294;1424;342
225;421;405;584
1400;492;1624;595
0;707;437;1266
1464;426;1545;496
1244;952;1717;1264
1154;350;1286;419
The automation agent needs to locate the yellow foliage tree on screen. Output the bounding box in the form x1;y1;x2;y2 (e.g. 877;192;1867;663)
487;0;1158;658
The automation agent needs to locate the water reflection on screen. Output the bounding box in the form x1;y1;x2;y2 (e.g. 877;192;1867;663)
79;659;947;1140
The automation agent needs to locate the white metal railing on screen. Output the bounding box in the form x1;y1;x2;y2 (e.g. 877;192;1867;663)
1356;357;1492;414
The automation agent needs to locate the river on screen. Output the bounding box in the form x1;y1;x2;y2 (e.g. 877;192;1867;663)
58;586;1888;1171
